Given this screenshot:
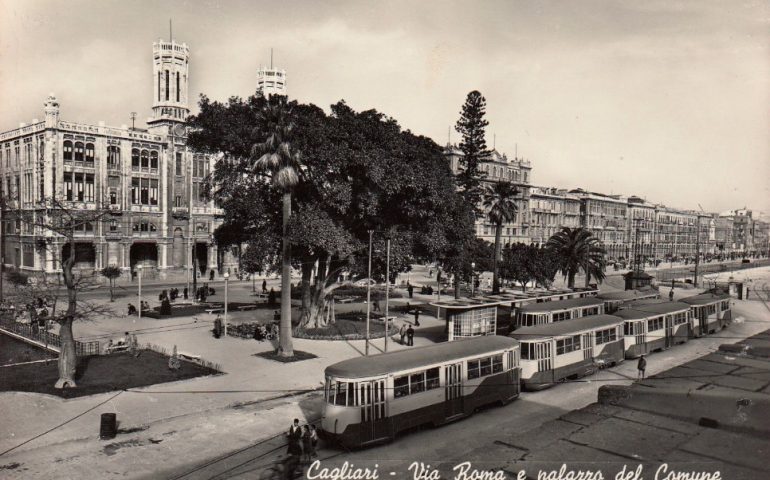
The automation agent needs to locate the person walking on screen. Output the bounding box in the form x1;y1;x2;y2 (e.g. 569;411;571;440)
399;324;407;345
301;425;313;463
183;287;188;300
407;324;415;346
262;279;268;294
407;283;413;299
287;419;302;457
413;309;421;327
309;425;318;458
637;354;647;380
669;289;674;301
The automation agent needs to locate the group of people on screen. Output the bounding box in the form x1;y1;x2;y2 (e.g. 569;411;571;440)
287;419;318;463
126;301;150;316
159;288;181;301
254;322;279;341
399;323;415;346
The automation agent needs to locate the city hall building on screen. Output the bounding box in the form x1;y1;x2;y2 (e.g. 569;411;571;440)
0;37;279;281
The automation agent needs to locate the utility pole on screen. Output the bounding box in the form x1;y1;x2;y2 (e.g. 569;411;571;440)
365;230;373;356
694;215;701;288
384;236;391;353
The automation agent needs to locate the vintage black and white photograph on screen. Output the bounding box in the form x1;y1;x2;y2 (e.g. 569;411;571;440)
1;1;769;479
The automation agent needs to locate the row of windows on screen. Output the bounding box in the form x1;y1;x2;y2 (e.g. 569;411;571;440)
63;172;95;202
468;354;504;379
63;141;95;163
130;178;160;206
556;335;581;355
595;328;618;345
394;368;440;398
648;317;664;332
131;149;160;171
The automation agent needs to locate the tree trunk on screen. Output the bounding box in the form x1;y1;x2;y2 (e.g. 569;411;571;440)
567;271;576;289
55;316;77;388
56;240;77;388
492;222;502;294
299;262;313;325
454;271;461;299
109;279;114;302
584;269;591;288
278;192;294;357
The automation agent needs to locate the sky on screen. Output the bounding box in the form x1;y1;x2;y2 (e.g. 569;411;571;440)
1;0;768;215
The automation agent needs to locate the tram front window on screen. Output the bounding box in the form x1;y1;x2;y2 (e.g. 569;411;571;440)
334;381;351;406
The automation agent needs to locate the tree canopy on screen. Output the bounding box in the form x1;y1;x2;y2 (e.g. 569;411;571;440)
187;94;473;325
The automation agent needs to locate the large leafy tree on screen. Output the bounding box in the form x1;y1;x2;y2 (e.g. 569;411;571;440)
482;181;519;294
546;227;607;289
187;94;470;331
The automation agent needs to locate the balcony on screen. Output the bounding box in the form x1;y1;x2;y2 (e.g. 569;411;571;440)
108;204;122;214
172;206;189;219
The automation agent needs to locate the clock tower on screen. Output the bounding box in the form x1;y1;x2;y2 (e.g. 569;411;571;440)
147;37;190;136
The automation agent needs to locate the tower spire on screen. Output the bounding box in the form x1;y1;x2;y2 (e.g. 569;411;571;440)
169;19;172;42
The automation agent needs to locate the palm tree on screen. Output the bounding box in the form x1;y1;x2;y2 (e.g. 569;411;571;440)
482;181;519;294
546;227;606;289
251;96;302;357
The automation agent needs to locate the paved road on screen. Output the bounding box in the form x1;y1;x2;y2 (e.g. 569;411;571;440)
164;298;770;480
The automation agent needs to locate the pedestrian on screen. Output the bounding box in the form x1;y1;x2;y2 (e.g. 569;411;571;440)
302;425;312;463
399;324;407;345
373;298;380;312
183;287;188;300
413;309;420;327
429;269;433;277
213;315;223;338
209;269;215;281
407;283;413;299
637;354;647;379
309;425;318;458
262;279;267;294
287;419;302;457
407;324;415;346
669;289;674;301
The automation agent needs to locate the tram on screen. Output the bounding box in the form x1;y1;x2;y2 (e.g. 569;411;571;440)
596;290;660;313
513;297;605;329
321;336;521;448
680;292;732;337
613;301;691;358
510;314;625;390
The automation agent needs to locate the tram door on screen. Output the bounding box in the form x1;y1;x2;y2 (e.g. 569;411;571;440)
444;363;464;419
694;307;706;336
536;342;553;383
582;333;593;360
664;315;674;348
360;378;388;443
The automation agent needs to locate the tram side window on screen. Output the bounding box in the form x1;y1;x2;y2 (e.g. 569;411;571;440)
624;322;636;336
707;304;716;315
721;301;729;312
492;354;503;373
552;311;570;322
673;312;688;325
583;307;599;316
468;354;503;379
520;343;531;360
648;317;664;331
394;367;440;398
595;328;617;345
556;335;581;355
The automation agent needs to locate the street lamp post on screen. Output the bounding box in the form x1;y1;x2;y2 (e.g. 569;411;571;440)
384;236;391;353
365;230;373;356
137;264;143;322
223;272;229;336
471;262;476;297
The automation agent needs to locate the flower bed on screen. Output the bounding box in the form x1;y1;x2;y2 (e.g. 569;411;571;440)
293;318;399;341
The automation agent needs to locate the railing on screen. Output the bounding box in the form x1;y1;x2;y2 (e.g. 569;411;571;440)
0;320;101;356
654;258;770;282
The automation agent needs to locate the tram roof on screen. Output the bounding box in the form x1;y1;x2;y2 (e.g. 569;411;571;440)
519;297;604;313
510;314;624;340
613;302;690;320
430;299;501;309
680;292;731;306
325;336;519;379
595;290;659;301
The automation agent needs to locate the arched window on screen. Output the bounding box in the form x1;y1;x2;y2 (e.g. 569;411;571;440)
132;148;140;169
85;143;95;163
141;149;149;169
110;191;117;205
74;142;84;161
108;146;120;167
63;140;73;161
150;150;158;170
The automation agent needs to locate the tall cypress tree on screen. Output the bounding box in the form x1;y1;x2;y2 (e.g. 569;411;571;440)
455;90;490;212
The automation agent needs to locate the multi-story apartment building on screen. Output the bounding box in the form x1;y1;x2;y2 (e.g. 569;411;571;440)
444;145;532;245
0;37;231;281
652;206;703;260
626;196;656;262
754;219;770;256
569;189;628;260
529;187;580;246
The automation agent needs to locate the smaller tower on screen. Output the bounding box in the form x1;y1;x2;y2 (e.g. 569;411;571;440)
148;37;190;132
43;93;60;128
256;50;287;97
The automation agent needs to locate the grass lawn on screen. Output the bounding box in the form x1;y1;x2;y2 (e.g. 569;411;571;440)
294;318;398;340
0;332;57;366
0;349;220;399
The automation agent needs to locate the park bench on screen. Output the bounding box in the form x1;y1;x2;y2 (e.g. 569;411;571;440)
178;351;201;362
237;305;258;311
336;297;356;304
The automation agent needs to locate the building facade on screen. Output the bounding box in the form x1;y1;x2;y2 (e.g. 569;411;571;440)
570;189;628;260
529;187;580;246
444;146;532;246
1;38;229;281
